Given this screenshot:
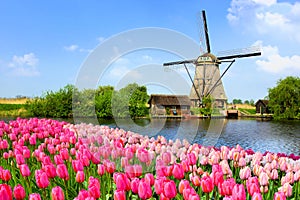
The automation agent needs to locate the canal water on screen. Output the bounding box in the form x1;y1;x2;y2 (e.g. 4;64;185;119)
1;117;300;155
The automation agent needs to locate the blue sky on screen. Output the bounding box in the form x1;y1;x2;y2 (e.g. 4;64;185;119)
1;0;299;102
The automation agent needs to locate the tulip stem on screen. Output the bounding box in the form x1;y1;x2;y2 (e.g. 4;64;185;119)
64;179;69;199
206;192;210;200
43;189;47;199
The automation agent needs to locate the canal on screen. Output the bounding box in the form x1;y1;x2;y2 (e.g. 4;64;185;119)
1;117;300;155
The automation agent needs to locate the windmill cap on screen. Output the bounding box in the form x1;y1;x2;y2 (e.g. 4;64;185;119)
196;53;220;64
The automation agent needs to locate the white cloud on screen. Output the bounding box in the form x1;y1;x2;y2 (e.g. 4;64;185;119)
9;53;38;67
8;53;40;77
227;0;300;43
255;42;300;74
252;0;276;7
64;44;79;51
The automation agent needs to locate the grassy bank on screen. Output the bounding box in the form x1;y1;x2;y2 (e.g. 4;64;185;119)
0;98;30;117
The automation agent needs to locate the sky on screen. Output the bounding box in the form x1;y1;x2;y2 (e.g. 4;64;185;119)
0;0;300;102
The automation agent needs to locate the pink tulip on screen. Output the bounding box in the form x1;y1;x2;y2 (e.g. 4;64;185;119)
246;177;260;196
191;175;201;186
88;176;101;199
29;193;41;200
259;172;269;186
211;170;224;186
114;190;125;200
2;169;11;182
72;160;84;173
162;152;171;165
104;161;116;174
76;171;85;183
144;173;155;186
3;152;9;160
0;184;13;200
278;183;292;197
154;176;166;195
178;179;190;194
51;186;64;200
13;184;26;200
232;184;246;200
138;179;152;200
15;154;25;165
137;148;150;163
54;155;64;165
114;173;131;191
270;169;278;180
239;166;251;180
183;187;198;200
172;163;185;180
60;148;69;160
201;175;214;193
56;164;69;180
218;178;235;196
163;180;177;198
35;170;49;189
133;164;142;177
273;192;286;200
251;192;262;200
43;164;57;179
76;190;89;200
19;164;30;177
131;178;140;194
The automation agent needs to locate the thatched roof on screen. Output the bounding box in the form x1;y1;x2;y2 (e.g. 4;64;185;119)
148;94;191;106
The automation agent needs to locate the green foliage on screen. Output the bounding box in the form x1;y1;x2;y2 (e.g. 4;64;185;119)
73;88;96;117
112;83;149;118
232;99;243;104
26;84;75;118
268;76;300;119
95;86;114;118
26;83;149;119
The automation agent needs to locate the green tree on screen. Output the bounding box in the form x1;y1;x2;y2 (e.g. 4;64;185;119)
73;88;96;117
26;84;75;118
232;99;242;104
95;86;114;118
268;76;300;119
112;83;149;118
244;100;250;104
200;96;213;116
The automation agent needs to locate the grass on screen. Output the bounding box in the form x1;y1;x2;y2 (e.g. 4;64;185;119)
238;108;256;115
0;98;29;117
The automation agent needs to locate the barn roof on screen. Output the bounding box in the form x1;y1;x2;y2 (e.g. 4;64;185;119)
148;94;191;106
255;99;269;106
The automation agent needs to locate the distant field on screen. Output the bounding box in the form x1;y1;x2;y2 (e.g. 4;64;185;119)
0;98;28;104
227;104;255;109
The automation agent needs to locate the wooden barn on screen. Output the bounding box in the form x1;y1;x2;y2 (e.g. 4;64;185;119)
148;94;191;116
255;99;270;114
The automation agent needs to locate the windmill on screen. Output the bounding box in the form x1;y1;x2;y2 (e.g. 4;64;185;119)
163;10;261;108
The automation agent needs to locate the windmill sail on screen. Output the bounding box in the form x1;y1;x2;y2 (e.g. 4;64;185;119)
163;10;261;109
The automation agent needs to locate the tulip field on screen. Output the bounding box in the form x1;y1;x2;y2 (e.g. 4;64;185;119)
0;118;299;200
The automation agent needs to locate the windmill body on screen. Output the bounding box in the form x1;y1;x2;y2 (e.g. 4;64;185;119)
190;53;227;108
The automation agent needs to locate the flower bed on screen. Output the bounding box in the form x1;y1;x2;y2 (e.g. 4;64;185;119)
0;118;299;199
